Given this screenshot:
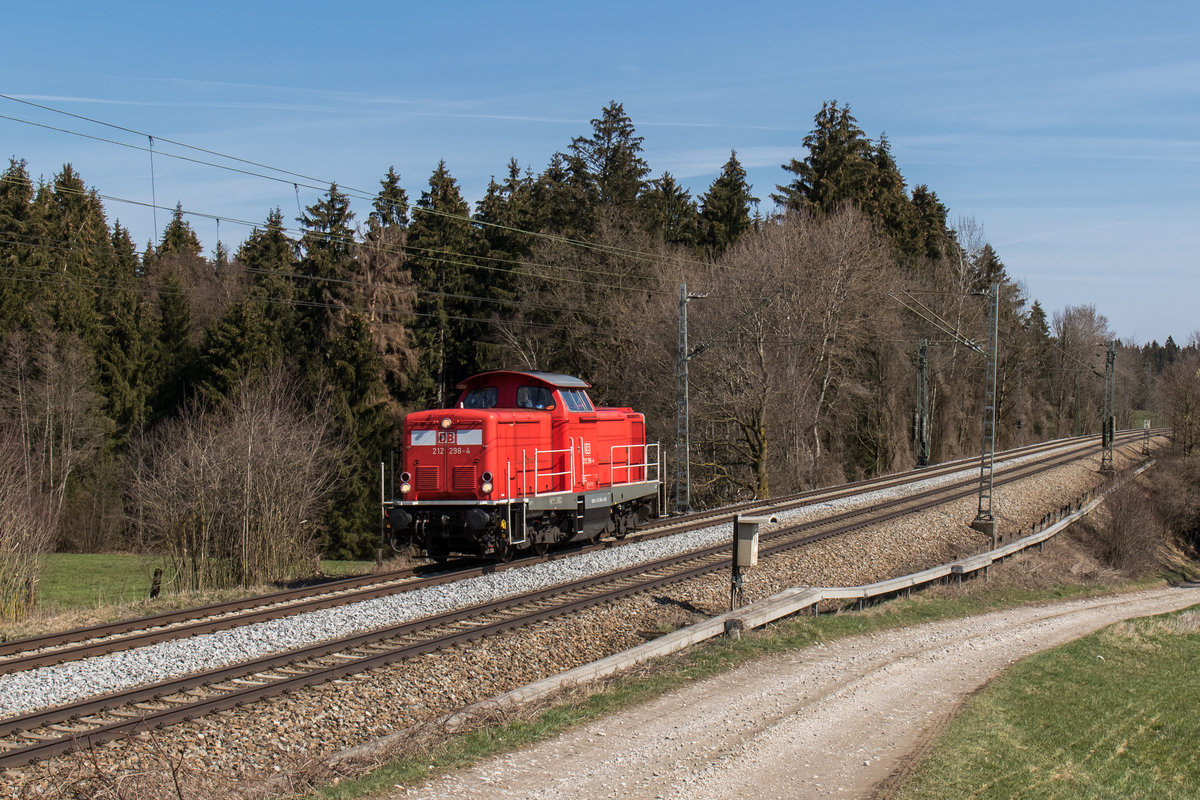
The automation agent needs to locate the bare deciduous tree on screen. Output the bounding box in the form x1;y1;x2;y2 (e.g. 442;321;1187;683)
129;370;346;591
689;207;894;498
1050;304;1113;438
1096;481;1160;574
0;428;58;619
1160;352;1200;456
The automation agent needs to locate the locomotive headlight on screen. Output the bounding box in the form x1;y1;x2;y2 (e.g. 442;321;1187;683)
481;471;494;494
441;417;452;429
400;471;412;495
400;482;412;495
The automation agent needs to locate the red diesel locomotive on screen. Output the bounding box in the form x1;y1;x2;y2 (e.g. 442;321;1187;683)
384;370;662;560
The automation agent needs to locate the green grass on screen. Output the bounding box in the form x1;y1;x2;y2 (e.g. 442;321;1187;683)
32;553;374;613
318;559;375;578
894;608;1200;799
36;552;169;610
305;578;1175;800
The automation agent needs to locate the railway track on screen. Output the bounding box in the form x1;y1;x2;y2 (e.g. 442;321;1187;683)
0;433;1152;769
0;431;1142;677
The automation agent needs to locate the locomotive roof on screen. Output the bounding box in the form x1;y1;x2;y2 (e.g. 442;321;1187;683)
456;370;592;389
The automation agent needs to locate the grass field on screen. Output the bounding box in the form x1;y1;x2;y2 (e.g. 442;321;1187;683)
893;607;1200;799
32;553;375;613
36;553;169;610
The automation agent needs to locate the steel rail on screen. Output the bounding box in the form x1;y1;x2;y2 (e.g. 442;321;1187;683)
0;439;1140;768
2;432;1136;673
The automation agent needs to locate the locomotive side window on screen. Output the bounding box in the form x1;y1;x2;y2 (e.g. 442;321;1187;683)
461;386;498;409
516;385;555;409
561;388;594;412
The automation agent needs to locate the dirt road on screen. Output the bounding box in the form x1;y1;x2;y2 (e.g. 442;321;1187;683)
388;585;1199;799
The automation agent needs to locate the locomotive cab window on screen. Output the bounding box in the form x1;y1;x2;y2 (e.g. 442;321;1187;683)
461;386;498;409
561;388;594;412
516;385;555;409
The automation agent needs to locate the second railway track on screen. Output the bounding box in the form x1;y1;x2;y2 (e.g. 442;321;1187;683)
0;433;1153;769
0;431;1143;676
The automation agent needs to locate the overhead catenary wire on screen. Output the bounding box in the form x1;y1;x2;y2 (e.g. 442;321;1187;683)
148;135;158;240
0;171;720;299
0;245;580;334
0;229;690;337
893;289;1145;388
0;96;710;275
0;95;1167;384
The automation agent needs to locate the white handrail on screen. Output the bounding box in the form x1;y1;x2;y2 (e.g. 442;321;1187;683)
513;441;660;500
532;444;574;493
610;442;660;486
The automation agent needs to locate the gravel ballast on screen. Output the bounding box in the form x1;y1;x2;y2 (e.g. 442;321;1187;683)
0;443;1081;720
0;441;1159;797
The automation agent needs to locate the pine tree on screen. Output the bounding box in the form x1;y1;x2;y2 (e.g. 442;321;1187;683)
198;213;291;404
150;271;199;421
640;172;700;248
159;203;202;258
238;208;299;359
294;185;394;559
909;185;951;262
406;161;477;406
94;223;154;441
199;301;273;402
471;159;534;365
321;312;390;559
699;151;758;254
474;160;537;263
296;184;356;351
43;165;113;346
567;101;651;214
367;166;410;232
773;101;876;215
358;168;416;398
865;133;919;253
970;243;1008;293
0;159;36;337
530;152;591;237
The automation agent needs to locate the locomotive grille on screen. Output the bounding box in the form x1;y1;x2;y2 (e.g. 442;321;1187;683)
452;465;476;491
416;465;439;490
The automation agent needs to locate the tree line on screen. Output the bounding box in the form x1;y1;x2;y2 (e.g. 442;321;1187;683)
0;99;1196;611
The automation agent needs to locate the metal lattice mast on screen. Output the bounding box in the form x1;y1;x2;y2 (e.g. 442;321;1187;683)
675;284;691;513
675;283;707;513
1101;340;1116;473
916;338;930;467
974;283;999;536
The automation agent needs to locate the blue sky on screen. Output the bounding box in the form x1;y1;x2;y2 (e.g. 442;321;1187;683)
2;0;1197;343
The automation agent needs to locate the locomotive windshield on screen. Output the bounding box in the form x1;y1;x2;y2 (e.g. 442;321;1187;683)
561;388;594;412
460;386;498;409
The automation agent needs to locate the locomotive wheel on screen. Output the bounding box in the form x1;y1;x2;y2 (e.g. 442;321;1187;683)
532;540;549;556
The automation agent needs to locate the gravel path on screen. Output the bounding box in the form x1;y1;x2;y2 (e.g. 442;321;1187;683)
387;585;1200;800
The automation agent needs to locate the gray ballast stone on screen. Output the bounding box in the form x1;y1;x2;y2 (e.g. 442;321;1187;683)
0;447;1066;720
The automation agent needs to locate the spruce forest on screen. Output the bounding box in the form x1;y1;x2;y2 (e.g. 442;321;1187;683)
1;100;1196;612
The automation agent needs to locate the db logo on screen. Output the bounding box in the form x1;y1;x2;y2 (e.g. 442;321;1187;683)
437;431;456;444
